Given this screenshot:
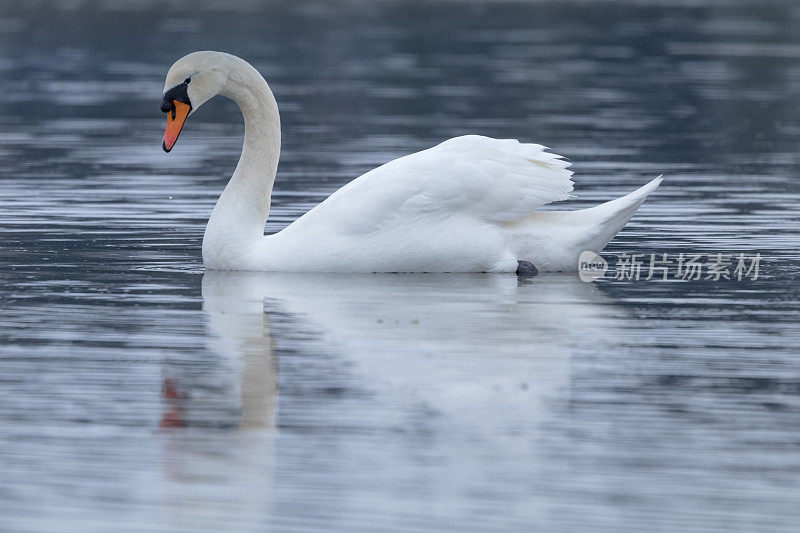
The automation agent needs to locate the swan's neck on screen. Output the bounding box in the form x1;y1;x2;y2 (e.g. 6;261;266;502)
203;63;280;265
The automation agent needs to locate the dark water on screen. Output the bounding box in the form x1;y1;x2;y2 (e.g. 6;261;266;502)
1;1;800;531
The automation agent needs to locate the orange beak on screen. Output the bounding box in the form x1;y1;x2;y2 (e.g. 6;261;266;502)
162;101;191;152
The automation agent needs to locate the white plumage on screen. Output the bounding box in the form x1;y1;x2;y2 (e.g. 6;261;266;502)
162;51;661;273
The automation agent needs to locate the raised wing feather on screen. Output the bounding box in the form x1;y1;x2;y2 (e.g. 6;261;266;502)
408;135;574;223
294;135;574;234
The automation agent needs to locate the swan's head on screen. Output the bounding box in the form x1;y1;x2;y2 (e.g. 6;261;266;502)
160;51;232;152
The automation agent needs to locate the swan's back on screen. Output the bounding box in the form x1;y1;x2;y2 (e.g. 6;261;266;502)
290;135;576;234
260;135;659;273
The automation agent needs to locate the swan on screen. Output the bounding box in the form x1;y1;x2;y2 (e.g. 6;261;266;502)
161;51;661;273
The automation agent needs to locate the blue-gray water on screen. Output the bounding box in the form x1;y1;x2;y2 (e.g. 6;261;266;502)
1;1;800;531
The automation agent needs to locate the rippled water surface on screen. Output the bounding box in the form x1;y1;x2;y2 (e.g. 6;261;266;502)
1;1;800;531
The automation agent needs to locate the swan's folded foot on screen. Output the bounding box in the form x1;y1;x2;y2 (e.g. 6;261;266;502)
515;260;538;277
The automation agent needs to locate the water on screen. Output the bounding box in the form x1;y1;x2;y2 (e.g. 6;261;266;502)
1;1;800;531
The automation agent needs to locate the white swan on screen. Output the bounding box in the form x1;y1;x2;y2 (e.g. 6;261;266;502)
161;51;661;273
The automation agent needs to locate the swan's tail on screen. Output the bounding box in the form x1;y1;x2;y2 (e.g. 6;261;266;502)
571;175;662;252
507;176;662;271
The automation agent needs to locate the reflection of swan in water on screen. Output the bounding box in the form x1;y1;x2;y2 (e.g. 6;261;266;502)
159;276;278;430
157;272;627;529
198;271;625;438
155;275;280;532
202;273;278;430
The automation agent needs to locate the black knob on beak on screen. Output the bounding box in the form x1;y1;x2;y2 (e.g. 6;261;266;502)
161;80;192;114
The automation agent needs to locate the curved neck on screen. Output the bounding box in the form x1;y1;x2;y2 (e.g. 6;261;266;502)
204;62;280;261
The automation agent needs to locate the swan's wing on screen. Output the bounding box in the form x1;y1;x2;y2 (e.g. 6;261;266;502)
403;135;574;223
291;135;574;235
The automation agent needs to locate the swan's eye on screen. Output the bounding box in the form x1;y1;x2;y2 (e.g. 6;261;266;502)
184;78;191;84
